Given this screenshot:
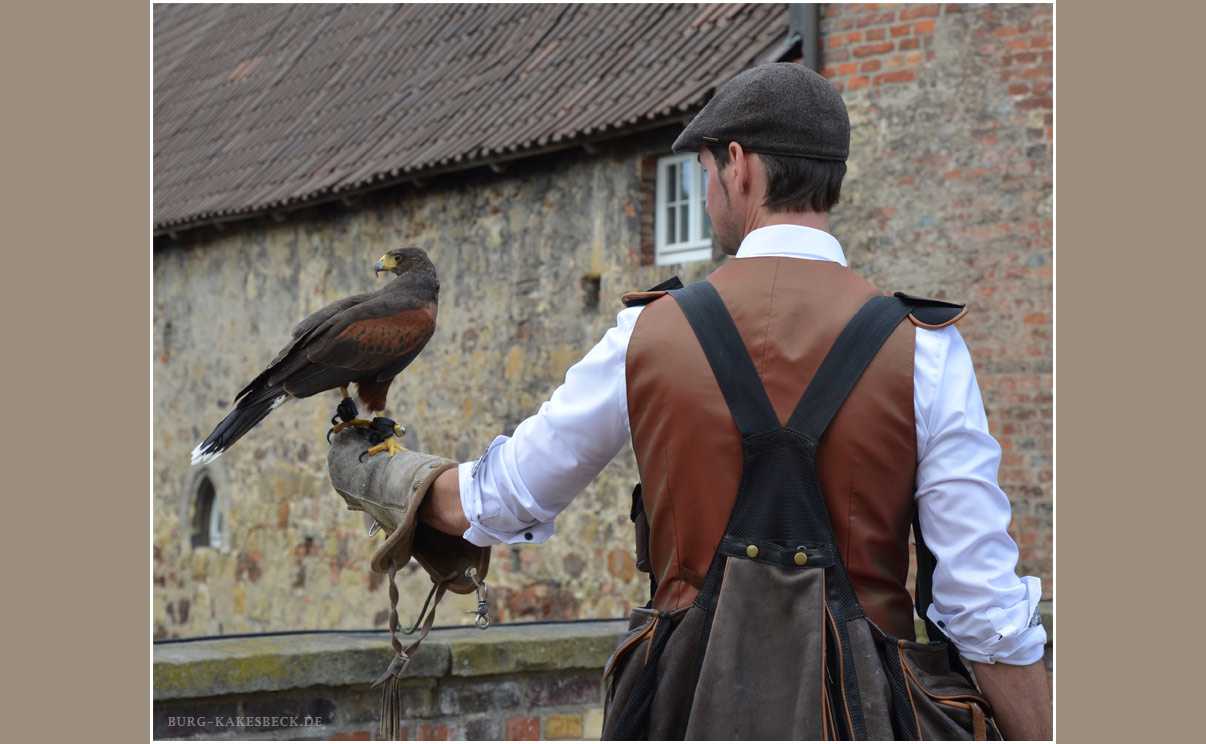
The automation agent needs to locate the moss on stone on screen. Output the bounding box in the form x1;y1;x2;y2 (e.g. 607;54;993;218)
154;622;625;700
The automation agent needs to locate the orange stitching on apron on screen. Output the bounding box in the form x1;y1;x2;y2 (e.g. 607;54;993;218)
643;612;661;665
603;616;657;681
897;647;992;709
897;642;924;740
824;583;856;738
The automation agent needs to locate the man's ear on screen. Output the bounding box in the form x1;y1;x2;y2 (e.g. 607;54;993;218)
728;141;750;194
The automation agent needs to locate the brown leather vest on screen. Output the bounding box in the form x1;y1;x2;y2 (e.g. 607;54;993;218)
625;257;919;639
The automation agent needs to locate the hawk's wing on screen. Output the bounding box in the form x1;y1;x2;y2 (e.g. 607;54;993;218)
267;293;436;398
234;292;372;403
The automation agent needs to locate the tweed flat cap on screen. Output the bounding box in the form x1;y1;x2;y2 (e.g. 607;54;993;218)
673;63;849;161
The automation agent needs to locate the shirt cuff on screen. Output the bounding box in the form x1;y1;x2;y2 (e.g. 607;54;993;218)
457;451;553;547
926;576;1049;665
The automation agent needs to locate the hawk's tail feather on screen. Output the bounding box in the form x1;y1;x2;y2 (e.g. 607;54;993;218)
191;386;290;465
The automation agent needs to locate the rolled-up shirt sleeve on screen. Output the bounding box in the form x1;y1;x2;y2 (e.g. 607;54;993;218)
914;324;1048;665
459;306;642;546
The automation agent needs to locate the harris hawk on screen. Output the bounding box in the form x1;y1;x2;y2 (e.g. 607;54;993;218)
191;246;439;465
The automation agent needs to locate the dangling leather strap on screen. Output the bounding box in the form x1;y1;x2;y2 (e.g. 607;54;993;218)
374;560;454;740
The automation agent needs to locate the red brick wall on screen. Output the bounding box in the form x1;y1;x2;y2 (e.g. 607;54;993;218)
819;3;1054;597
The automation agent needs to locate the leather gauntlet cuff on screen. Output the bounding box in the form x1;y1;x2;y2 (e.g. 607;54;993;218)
372;461;492;595
328;429;489;592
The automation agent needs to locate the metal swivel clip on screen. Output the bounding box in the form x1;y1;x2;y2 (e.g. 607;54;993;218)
465;565;491;630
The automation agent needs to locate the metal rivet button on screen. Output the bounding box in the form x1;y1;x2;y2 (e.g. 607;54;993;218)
794;552;808;566
746;544;759;558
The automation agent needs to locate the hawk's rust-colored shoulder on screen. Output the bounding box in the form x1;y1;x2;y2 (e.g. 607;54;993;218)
894;292;968;329
621;276;684;308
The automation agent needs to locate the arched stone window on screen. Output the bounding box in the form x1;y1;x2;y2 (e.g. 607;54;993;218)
190;475;223;549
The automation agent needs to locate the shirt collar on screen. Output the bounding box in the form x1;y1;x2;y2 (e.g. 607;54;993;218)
733;224;848;267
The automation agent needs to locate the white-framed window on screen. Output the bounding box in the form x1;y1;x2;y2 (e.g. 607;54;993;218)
655;153;712;265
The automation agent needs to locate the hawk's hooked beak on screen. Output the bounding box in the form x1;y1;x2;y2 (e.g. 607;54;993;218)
374;253;397;277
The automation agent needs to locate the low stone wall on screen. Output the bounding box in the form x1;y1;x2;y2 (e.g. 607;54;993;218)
154;607;1052;740
153;621;626;740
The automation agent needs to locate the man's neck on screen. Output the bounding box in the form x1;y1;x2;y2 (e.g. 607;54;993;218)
746;209;830;235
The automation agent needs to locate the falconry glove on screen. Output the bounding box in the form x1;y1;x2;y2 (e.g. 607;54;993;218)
327;427;488;589
327;427;491;740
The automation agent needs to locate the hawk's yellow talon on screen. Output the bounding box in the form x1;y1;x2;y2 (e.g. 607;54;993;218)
364;437;407;458
331;418;372;434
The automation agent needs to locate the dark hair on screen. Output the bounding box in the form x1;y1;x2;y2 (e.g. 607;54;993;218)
708;145;845;213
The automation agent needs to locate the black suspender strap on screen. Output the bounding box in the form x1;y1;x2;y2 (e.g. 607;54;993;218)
666;281;781;438
669;281;915;444
785;294;915;438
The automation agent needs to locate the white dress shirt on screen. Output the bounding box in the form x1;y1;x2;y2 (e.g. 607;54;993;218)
458;224;1047;665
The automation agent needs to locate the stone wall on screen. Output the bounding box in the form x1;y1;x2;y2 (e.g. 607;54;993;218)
152;621;626;740
153;135;711;638
153;2;1054;639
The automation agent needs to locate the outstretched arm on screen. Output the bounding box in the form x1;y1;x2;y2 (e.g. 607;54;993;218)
439;306;641;546
972;659;1052;740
